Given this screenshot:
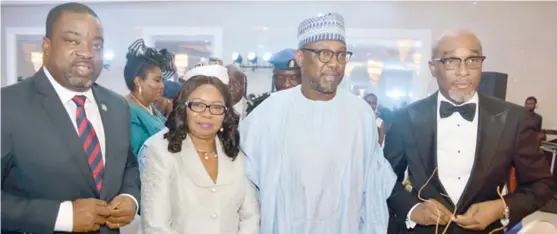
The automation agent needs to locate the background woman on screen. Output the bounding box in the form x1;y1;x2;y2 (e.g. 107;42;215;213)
140;75;259;234
123;39;177;157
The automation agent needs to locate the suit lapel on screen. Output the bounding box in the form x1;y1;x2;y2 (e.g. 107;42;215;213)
457;94;508;211
33;70;98;194
182;137;216;187
92;86;124;200
408;92;454;209
216;138;233;185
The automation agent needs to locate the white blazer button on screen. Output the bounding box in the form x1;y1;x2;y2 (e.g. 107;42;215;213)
210;187;217;193
211;213;218;219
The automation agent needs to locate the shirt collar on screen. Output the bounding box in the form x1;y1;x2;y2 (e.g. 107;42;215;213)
233;97;246;112
43;67;96;105
437;91;478;107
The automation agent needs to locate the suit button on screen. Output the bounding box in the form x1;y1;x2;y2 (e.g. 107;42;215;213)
211;213;218;219
210;187;217;193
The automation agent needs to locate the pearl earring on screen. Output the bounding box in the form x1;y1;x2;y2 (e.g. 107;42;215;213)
138;86;142;95
220;128;223;132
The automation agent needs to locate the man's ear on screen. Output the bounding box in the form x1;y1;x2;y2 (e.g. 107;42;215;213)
42;36;50;62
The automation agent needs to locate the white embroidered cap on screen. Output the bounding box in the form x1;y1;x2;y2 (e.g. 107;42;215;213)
297;12;346;48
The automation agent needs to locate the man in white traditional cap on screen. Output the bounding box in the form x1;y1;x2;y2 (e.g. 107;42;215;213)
239;13;396;234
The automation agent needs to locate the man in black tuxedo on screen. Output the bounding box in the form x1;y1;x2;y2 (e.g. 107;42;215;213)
385;29;554;234
1;2;139;234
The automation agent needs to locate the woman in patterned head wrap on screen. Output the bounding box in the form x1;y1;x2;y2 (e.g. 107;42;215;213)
123;38;177;157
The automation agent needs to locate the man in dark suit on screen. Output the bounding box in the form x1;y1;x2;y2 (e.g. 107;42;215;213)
524;96;543;131
524;96;545;144
384;29;554;234
1;2;139;233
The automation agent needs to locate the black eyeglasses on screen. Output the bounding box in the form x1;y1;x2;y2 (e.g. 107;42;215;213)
185;101;227;115
431;56;486;70
300;48;353;64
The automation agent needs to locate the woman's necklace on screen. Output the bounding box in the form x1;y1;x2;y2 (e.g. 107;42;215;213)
197;149;218;160
130;94;153;115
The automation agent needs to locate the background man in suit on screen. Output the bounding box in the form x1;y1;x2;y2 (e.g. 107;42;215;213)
1;2;139;233
385;29;554;234
524;96;545;143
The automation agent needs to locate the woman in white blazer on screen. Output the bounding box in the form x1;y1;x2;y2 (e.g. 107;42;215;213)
139;74;260;234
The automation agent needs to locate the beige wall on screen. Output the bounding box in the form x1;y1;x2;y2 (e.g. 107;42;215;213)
2;1;556;128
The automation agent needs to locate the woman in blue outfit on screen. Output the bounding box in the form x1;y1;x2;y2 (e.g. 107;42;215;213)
123;39;177;162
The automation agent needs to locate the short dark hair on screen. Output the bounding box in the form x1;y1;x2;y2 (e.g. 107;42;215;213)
45;2;98;39
525;96;537;103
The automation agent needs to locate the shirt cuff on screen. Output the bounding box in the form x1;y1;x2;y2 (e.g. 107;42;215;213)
119;194;139;214
405;203;420;229
54;201;73;232
500;217;510;226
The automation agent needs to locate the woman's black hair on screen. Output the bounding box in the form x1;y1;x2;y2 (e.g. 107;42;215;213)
123;39;177;91
163;75;240;160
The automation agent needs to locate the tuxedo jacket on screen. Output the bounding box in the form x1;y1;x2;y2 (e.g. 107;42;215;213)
1;70;140;234
384;92;555;234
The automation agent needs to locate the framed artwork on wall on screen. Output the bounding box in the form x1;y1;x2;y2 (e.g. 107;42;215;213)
5;27;45;86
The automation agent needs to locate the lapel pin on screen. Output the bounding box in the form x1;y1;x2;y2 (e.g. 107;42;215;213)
101;104;108;112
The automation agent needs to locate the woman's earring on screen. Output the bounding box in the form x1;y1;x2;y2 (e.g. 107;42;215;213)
220;128;223;132
138;86;142;95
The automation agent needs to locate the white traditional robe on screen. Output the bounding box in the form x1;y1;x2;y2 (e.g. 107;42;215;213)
239;85;396;234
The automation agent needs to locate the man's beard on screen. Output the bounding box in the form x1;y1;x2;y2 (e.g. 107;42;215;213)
311;76;341;94
67;75;95;90
448;89;476;104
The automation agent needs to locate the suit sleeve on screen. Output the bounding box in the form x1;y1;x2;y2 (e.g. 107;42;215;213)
1;125;61;233
118;107;140;209
383;112;408;182
140;140;176;233
383;112;421;224
503;109;555;228
238;155;260;234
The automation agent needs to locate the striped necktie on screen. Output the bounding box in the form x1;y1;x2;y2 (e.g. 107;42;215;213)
72;95;104;192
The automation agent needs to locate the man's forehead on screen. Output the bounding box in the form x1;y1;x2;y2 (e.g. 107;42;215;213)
306;40;346;50
229;73;245;82
435;40;482;57
274;69;299;75
56;12;102;33
433;29;482;57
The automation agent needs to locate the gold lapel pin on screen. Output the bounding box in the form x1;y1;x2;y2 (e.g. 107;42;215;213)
101;104;108;112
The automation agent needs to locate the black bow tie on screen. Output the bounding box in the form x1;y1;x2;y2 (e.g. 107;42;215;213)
439;101;476;122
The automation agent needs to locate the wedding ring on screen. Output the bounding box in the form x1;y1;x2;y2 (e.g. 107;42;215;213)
117;223;120;228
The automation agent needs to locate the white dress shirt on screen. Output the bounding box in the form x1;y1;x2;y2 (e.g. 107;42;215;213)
233;97;248;120
140;129;260;234
406;92;479;228
44;68;138;232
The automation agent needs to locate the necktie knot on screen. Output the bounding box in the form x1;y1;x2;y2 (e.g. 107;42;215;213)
72;95;87;107
440;101;476;122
